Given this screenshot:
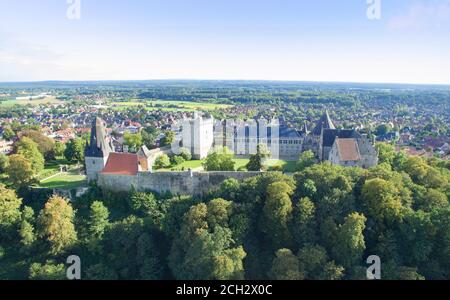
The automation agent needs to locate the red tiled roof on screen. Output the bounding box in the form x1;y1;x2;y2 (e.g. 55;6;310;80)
337;138;361;162
102;153;139;175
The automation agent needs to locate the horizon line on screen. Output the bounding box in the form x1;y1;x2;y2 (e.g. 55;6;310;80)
1;78;450;87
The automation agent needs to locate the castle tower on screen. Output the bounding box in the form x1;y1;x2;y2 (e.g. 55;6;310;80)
85;117;114;182
181;112;214;160
269;118;280;160
303;111;336;159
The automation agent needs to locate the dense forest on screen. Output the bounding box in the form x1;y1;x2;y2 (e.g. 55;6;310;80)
0;144;448;280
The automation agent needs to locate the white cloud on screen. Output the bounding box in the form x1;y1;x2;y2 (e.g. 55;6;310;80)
388;2;450;30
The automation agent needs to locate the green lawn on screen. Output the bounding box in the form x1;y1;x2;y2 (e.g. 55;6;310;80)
157;158;297;172
265;159;298;173
158;159;204;171
39;170;86;189
37;158;75;181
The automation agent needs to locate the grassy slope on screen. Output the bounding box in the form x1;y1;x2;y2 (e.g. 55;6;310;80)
39;170;86;189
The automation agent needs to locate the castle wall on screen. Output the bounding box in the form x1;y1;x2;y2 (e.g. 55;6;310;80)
86;156;108;182
322;146;332;162
98;171;261;196
279;138;303;160
359;154;379;169
97;173;137;191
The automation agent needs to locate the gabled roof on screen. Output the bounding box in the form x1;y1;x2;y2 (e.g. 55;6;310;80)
101;153;139;175
336;138;361;162
357;136;378;156
312;111;335;136
279;125;302;138
323;129;361;148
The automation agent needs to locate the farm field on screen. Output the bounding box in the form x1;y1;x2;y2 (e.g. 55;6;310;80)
110;99;233;112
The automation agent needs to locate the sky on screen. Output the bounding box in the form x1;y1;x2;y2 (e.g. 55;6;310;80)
0;0;450;84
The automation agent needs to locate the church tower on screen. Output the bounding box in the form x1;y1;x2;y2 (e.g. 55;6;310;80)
85;117;114;182
303;110;336;159
312;110;335;136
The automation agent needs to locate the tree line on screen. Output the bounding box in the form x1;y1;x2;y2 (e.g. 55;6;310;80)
0;144;449;280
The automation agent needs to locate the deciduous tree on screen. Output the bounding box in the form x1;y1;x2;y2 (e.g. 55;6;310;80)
14;137;44;174
7;154;34;186
123;132;143;152
0;184;22;236
261;182;294;249
21;130;56;161
0;153;8;173
154;154;171;169
269;248;304;280
54;141;66;158
64;138;85;163
29;261;66;280
88;201;110;239
297;150;315;171
362;178;403;225
38;195;77;255
332;212;367;268
203;147;235;171
292;197;316;247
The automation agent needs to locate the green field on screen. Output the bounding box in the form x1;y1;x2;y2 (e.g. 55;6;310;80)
110;99;233;112
39;170;86;189
0;97;64;107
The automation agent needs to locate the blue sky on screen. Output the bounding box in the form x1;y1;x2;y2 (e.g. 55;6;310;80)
0;0;450;84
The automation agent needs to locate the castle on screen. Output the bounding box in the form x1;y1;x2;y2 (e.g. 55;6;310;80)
171;111;378;167
171;113;304;160
85;112;378;194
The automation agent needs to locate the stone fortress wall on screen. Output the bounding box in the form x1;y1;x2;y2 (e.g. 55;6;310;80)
97;171;262;196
